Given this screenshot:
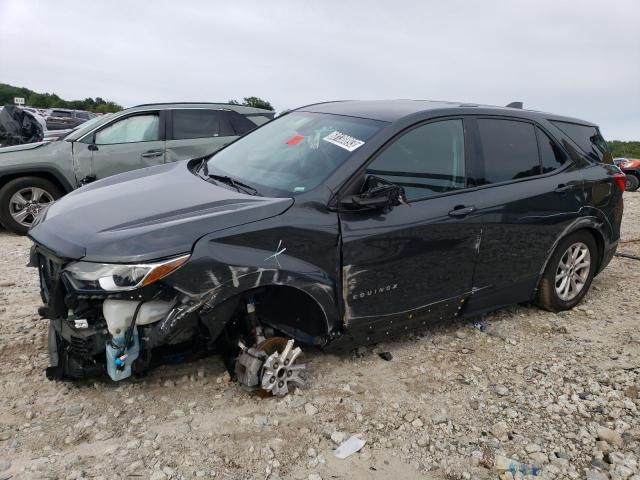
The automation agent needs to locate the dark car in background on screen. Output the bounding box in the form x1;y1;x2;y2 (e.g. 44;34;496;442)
0;103;274;234
28;100;623;392
46;109;96;130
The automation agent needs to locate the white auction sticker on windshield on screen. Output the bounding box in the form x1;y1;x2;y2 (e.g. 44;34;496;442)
323;131;365;152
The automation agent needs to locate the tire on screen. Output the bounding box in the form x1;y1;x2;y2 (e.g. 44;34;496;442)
0;177;62;235
624;173;640;192
536;231;598;312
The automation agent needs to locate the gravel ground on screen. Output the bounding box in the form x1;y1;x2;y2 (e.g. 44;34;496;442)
0;193;639;480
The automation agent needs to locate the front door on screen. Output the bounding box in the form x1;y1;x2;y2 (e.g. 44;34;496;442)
74;111;165;183
339;118;482;343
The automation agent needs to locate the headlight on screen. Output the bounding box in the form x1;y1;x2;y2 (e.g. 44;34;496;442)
64;254;190;292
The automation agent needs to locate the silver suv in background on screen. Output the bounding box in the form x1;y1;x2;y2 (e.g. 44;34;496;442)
0;102;274;234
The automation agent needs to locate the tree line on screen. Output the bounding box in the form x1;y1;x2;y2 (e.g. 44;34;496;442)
608;141;640;159
0;83;122;113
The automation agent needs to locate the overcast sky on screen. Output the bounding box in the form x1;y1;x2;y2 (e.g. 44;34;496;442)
1;0;638;139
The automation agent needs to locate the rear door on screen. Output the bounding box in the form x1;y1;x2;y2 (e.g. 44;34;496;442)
339;118;483;342
164;109;256;162
73;111;165;182
465;117;584;313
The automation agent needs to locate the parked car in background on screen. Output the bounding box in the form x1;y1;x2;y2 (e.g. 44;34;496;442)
0;102;274;234
42;114;111;143
27;100;623;385
45;109;96;130
614;157;640;191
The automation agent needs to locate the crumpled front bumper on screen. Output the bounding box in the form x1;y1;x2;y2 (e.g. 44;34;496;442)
46;318;108;380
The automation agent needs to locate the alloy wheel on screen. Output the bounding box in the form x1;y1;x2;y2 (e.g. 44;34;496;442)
554;242;591;301
9;187;54;228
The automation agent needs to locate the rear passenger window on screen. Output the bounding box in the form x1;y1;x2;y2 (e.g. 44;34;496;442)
228;111;258;135
365;119;466;200
477;119;540;184
537;128;569;173
172;110;234;140
551;121;613;164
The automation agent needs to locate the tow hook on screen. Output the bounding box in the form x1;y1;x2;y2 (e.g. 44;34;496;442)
235;337;305;396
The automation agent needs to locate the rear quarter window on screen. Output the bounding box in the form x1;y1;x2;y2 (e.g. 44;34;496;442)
551;121;612;164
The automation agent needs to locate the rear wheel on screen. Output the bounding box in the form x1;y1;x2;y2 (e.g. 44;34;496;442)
536;231;598;312
624;173;639;192
0;177;62;235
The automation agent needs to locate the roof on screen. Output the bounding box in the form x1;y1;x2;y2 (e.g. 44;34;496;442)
297;99;596;126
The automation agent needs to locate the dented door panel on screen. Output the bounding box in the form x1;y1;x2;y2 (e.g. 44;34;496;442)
339;190;484;335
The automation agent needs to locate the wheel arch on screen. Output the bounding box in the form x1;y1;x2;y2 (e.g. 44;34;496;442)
247;284;331;344
0;168;73;195
198;281;334;347
535;219;607;293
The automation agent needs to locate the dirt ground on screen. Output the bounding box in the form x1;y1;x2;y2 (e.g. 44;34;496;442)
0;193;639;480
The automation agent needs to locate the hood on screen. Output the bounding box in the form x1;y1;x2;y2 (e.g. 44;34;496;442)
0;141;49;153
0;140;72;172
29;161;294;263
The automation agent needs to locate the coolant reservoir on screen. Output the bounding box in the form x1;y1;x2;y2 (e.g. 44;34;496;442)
103;299;173;335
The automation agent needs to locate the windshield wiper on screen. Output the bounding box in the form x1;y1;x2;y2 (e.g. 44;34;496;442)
207;173;259;196
197;158;259;195
198;157;210;177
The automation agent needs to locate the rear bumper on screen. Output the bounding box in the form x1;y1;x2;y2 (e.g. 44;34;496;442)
598;239;618;274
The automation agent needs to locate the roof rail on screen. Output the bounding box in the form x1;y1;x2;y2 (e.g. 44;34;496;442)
505;101;523;109
131;101;270;109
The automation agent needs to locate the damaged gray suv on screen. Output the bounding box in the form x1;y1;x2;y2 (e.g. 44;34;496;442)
28;100;623;395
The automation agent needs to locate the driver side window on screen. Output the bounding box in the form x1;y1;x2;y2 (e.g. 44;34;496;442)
95;114;160;145
365;119;466;201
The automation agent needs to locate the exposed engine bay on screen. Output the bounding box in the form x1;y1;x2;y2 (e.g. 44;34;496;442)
34;247;307;396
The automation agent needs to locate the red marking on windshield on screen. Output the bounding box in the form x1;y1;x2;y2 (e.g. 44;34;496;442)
286;134;304;145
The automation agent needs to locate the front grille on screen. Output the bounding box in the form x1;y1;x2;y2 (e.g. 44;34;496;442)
69;336;91;358
36;250;67;317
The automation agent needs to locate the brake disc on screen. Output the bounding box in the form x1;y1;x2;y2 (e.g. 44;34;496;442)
258;337;305;396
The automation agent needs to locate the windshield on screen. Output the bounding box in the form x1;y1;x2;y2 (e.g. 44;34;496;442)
207;112;384;195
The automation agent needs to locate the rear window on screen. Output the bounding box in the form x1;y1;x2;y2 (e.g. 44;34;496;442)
551;121;612;164
228;111;258;135
537;127;569;173
76;111;90;120
172;109;235;140
477;119;541;184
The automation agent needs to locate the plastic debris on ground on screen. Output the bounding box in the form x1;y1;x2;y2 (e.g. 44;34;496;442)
472;321;487;332
334;435;366;459
494;454;541;476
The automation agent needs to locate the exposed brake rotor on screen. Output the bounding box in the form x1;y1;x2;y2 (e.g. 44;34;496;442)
257;337;305;396
235;336;305;397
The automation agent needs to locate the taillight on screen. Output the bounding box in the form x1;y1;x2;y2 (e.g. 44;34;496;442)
613;173;626;192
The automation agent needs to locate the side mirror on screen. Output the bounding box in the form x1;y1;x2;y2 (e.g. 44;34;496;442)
340;177;407;211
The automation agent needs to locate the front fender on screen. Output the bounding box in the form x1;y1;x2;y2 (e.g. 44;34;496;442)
165;230;340;338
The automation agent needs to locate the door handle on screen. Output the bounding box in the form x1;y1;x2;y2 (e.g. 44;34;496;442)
141;150;164;158
448;205;476;217
554;184;573;193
